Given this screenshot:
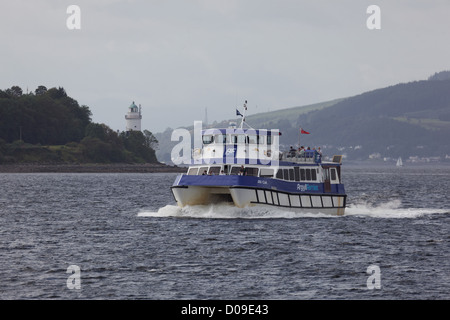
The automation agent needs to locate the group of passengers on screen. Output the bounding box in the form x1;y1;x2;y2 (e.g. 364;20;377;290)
288;146;322;159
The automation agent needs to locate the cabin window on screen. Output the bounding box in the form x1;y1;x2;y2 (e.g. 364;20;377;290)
247;134;258;144
230;166;241;175
260;168;274;178
311;169;317;181
330;168;338;182
209;166;221;175
202;135;214;145
275;168;309;181
187;167;198;175
267;135;272;145
323;168;330;181
305;169;311;181
215;134;227;144
300;169;306;181
231;134;246;144
276;169;283;179
289;169;294;181
283;169;289;180
257;135;264;145
298;168;318;181
245;167;259;177
294;167;300;181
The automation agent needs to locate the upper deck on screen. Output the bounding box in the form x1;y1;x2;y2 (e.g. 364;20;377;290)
192;127;335;166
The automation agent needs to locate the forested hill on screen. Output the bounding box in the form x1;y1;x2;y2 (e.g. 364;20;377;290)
0;86;91;145
155;72;450;164
285;77;450;162
0;86;159;164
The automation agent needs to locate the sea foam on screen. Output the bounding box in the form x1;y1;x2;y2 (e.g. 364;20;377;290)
138;200;449;219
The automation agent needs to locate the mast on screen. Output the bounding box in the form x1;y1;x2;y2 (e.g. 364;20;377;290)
239;100;247;129
238;100;254;129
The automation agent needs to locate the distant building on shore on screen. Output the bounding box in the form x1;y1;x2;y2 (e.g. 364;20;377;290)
125;101;142;131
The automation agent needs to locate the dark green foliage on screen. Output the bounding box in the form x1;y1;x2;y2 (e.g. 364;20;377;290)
35;86;47;96
0;85;159;164
5;86;23;98
83;123;127;163
143;129;158;150
0;86;92;144
120;131;157;163
81;137;116;163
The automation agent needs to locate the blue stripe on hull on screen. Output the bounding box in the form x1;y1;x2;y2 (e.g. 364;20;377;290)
172;175;346;195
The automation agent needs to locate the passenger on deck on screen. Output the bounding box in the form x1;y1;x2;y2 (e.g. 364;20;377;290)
314;148;322;163
304;147;313;159
202;170;207;175
219;170;226;175
289;146;296;158
239;165;246;176
298;146;305;157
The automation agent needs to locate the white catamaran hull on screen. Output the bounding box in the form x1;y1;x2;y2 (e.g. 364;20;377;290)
171;185;346;216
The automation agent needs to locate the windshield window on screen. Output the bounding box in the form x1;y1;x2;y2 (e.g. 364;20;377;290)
202;135;214;145
214;134;227;144
231;134;246;144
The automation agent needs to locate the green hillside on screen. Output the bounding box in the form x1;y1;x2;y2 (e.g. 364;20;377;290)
235;98;344;128
156;72;450;164
290;78;450;161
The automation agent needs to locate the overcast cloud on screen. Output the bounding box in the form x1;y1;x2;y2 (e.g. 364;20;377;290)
1;0;450;132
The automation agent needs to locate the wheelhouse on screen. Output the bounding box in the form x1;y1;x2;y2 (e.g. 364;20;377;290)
184;163;342;185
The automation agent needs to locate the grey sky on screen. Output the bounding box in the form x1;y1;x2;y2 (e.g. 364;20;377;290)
1;0;449;133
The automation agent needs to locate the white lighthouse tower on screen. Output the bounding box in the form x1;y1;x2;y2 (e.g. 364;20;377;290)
125;101;142;131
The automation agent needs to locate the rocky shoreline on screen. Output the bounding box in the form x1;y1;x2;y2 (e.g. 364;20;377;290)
0;163;186;173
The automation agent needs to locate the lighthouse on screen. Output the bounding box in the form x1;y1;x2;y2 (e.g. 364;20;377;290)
125;101;142;131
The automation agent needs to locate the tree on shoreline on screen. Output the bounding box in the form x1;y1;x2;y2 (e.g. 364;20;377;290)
0;85;159;164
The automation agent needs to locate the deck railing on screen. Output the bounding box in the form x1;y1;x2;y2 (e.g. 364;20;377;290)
281;150;322;164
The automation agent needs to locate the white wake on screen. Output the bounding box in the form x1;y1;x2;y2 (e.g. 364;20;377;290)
138;200;449;219
345;200;449;219
138;203;334;219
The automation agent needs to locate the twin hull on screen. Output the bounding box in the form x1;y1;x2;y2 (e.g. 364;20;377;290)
171;175;346;216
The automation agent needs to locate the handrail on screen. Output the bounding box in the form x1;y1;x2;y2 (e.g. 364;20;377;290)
281;150;322;164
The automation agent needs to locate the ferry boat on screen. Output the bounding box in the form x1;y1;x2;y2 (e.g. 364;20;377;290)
171;103;347;215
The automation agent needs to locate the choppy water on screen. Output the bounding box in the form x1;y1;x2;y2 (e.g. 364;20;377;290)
0;166;449;300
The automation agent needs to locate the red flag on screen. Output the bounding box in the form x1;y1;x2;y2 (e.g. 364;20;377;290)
300;128;310;134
